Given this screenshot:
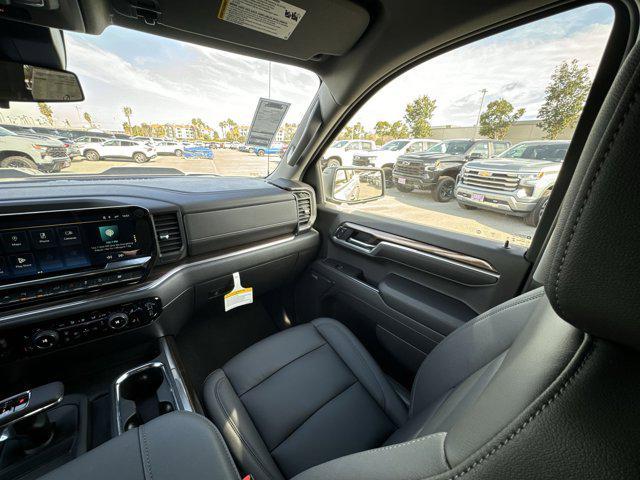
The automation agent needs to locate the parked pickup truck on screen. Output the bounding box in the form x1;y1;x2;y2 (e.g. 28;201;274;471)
455;140;569;226
352;138;440;187
0;126;71;172
392;139;510;201
321;139;376;168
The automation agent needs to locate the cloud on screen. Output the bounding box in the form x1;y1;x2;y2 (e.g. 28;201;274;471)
351;11;614;129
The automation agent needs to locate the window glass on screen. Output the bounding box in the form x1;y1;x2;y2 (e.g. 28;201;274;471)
468;141;489;158
493;142;510;155
322;4;614;248
0;26;319;179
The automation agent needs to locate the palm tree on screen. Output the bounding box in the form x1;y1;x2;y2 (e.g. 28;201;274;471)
83;112;95;128
123;106;133;129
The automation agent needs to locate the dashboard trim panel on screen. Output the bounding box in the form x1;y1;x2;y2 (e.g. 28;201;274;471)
0;233;298;325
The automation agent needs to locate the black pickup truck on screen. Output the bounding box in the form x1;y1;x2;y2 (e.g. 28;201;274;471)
392;139;510;201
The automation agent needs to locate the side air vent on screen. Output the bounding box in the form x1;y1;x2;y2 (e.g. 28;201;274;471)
294;191;313;229
153;212;184;256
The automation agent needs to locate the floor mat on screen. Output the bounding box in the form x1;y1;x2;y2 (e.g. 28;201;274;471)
176;301;279;399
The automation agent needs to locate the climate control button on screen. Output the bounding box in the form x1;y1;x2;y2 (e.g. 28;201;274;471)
108;312;129;330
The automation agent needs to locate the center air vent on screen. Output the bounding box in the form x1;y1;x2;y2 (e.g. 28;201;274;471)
153;212;184;257
293;191;313;230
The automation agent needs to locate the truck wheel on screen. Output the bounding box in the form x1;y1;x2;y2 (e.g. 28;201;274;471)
524;196;549;227
458;202;477;210
0;155;38;170
85;149;100;162
256;149;266;156
174;149;183;157
395;183;414;193
325;158;341;169
432;176;455;202
133;152;149;163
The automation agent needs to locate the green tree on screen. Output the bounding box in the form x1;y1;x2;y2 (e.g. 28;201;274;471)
404;95;436;137
479;99;525;140
388;120;409;139
123;106;133;129
218;120;228;138
83;112;95;128
337;122;366;140
538;59;591;139
38;102;54;126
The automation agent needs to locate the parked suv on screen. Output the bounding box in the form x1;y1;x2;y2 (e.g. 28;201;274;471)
0;126;71;172
321;139;376;168
352;138;440;187
455;140;569;226
83;139;157;163
392;139;510;201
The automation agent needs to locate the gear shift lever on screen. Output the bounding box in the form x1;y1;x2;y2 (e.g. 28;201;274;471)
0;382;64;430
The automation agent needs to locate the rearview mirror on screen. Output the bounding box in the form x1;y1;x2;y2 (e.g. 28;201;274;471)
0;60;84;104
323;167;385;204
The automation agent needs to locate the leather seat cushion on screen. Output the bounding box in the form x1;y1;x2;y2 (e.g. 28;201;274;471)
203;318;408;479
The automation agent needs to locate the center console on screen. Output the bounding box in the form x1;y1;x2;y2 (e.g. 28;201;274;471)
0;206;156;310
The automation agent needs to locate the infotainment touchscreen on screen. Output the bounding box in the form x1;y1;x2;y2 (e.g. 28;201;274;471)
0;206;155;286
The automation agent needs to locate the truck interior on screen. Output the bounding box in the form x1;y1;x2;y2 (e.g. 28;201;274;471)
0;0;639;479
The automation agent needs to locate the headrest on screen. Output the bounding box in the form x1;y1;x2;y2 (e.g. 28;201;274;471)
545;42;640;349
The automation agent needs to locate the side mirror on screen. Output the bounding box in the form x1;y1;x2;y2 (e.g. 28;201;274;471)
323;167;385;204
0;60;84;104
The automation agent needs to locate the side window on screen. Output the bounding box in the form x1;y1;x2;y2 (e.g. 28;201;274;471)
361;142;373;151
493;142;510;155
321;4;613;248
406;142;423;153
468;141;489;159
103;140;118;146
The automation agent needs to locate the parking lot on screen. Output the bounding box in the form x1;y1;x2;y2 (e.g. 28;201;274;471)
66;149;535;248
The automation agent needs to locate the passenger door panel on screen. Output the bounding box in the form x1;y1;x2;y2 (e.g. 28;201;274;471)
297;207;531;382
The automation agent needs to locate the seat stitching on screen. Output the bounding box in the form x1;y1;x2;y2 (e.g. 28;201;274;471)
236;343;327;397
138;425;153;480
410;291;544;414
208;416;242;478
357;431;446;455
553;90;640;316
214;375;279;480
313;321;392;422
441;339;594;480
269;380;359;454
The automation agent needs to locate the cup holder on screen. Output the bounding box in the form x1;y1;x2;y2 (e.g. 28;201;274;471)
115;363;176;433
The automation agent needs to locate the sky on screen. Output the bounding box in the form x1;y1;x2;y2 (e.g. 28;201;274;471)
1;3;614;134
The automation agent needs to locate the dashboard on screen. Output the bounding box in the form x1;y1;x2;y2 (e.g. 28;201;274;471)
0;175;318;365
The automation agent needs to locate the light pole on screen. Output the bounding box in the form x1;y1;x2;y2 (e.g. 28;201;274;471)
474;88;487;138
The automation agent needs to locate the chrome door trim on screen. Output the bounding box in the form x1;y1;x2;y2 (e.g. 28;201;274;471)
340;222;498;273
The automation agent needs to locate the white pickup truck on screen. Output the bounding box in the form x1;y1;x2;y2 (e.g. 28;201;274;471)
321;139;376;168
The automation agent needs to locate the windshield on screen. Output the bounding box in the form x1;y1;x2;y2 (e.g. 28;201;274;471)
426;140;474;155
0;26;319;180
380;140;409;151
500;142;569;161
0;127;15;136
331;141;349;148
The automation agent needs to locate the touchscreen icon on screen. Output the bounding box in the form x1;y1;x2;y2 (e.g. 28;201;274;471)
99;225;119;243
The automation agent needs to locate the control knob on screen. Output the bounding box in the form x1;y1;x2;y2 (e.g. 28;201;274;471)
107;312;129;330
32;330;59;350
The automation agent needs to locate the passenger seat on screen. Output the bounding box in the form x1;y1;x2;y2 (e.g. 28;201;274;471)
203;288;555;479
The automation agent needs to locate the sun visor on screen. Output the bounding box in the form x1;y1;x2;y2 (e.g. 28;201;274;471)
111;0;370;61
